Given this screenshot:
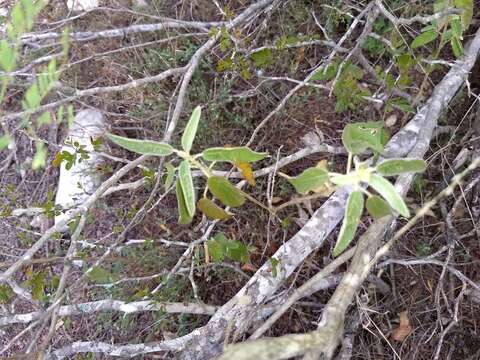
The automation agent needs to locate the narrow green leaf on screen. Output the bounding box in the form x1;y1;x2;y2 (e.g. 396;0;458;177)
202;147;268;163
178;160;195;217
176;180;193;224
164;163;176;190
207;176;246;207
333;191;364;257
376;158;426;176
286;167;329;194
454;0;473;29
366;195;391;219
107;133;174;156
451;37;464;58
0;40;15;72
270;257;279;278
341;122;386;154
411;29;438;49
181;106;201;153
369;174;410;217
198;197;232;220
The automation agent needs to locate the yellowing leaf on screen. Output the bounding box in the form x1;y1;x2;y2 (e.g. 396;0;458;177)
235;162;255;186
312;160;334;196
392;311;413;342
198;198;232;220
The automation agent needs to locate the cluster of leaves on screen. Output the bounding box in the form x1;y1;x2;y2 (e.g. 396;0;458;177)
0;0;72;169
107;106;268;227
108;107;427;261
410;0;473;57
311;61;370;113
52;137;100;170
282;122;426;256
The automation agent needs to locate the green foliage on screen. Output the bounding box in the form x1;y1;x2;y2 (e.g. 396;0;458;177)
87;266;119;284
269;257;279;278
250;49;274;67
107;134;174;156
207;176;246;207
52;140;91;170
176;180;193;224
207;233;249;263
284;167;329;194
197;197;232;220
411;29;438;49
202;147;268;163
341;122;388;155
411;0;473;58
163;163;176;190
366;195;391;219
178;160;196;217
311;61;370;113
333;191;364;256
181;106;201;153
376;159;427;176
369;174;410;217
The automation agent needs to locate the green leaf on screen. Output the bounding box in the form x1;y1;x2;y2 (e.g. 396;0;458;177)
207;236;226;262
207;233;249;263
181;106;201;153
207;176;246;207
107;133;174;156
286;167;329;194
0;134;10;150
32;142;47;170
376;158;426;176
310;62;338;81
454;0;473;29
226;240;249;263
27;271;46;300
330;173;360;186
450;16;463;38
202;147;268;163
87;266;118;284
451;37;464;58
341;122;386;154
366;195;391;219
0;40;16;72
411;29;438;49
333;191;364;257
164;163;176;190
369;174;410;217
176;180;193;224
250;48;273;67
270;257;279;278
198;197;232;220
178;160;195;217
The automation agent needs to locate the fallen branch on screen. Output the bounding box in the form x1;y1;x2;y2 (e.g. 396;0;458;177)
0;299;216;327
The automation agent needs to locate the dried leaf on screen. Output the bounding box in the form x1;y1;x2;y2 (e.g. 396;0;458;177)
392;311;413;341
241;263;257;272
385;114;397;127
235;162;255;186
